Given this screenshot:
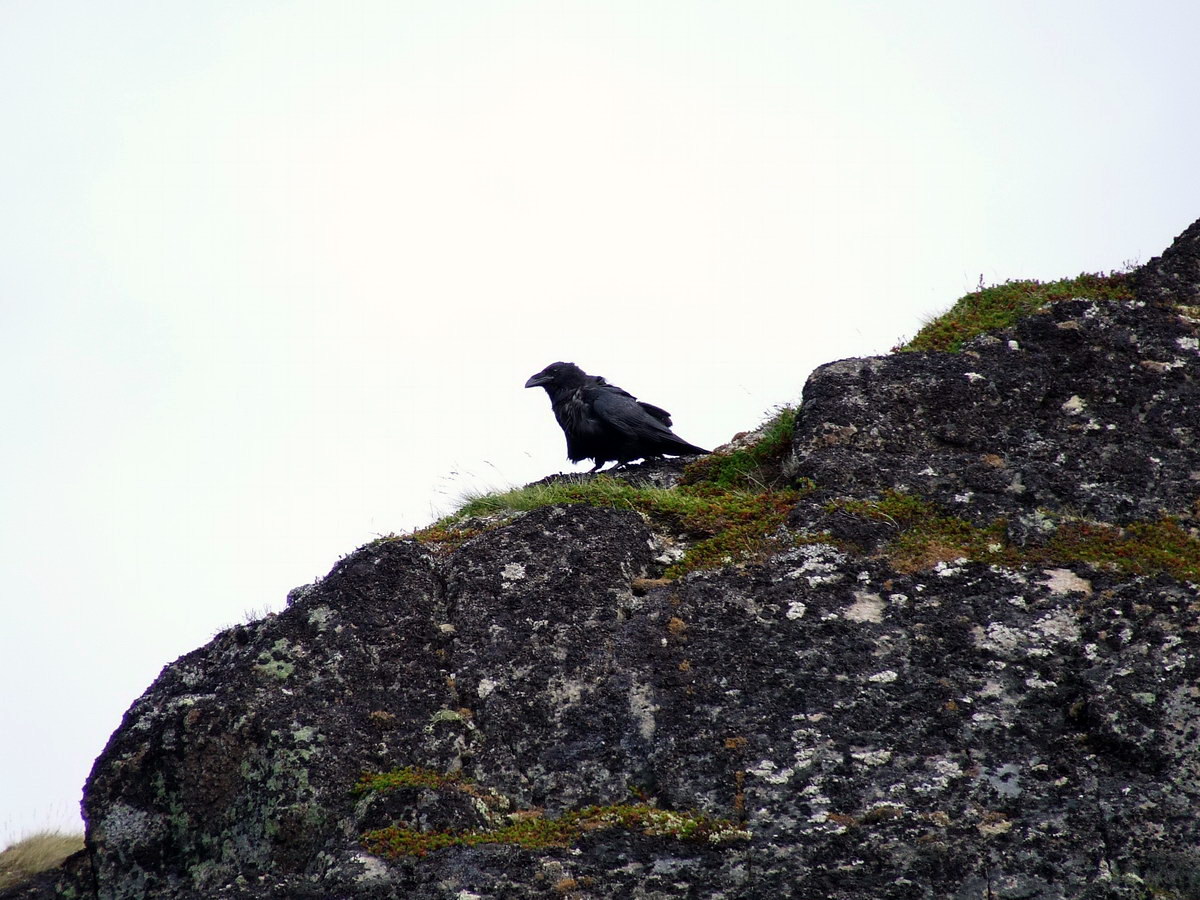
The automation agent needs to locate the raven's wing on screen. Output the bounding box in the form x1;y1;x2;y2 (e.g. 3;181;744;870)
591;378;672;425
637;401;672;426
589;384;678;440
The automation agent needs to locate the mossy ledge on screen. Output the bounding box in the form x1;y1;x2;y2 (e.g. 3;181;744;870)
356;767;749;859
896;271;1134;353
404;407;809;578
824;490;1200;579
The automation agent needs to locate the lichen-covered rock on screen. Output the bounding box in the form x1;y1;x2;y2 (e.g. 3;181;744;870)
1135;216;1200;306
81;537;452;897
791;291;1200;527
11;220;1199;900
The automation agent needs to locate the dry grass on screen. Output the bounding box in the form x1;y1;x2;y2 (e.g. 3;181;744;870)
0;830;85;890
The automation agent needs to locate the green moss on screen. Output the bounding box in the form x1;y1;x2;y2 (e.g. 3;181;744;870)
361;803;750;859
409;466;810;578
354;767;469;794
896;272;1134;353
825;490;1200;579
829;491;1011;572
407;522;487;553
1046;518;1200;582
400;405;811;577
663;485;803;578
680;406;798;490
356;768;749;858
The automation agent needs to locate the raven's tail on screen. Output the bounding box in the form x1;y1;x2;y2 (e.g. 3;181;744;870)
660;435;709;457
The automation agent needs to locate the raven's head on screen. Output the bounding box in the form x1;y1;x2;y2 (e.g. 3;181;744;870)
525;361;588;390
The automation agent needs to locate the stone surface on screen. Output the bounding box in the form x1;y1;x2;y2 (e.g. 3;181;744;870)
6;220;1200;899
790;291;1200;528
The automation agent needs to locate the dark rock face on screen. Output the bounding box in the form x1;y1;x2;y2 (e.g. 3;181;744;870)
791;292;1200;528
11;221;1199;899
1135;217;1200;306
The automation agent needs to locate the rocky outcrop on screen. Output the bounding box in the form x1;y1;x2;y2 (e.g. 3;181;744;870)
11;222;1200;899
791;282;1200;530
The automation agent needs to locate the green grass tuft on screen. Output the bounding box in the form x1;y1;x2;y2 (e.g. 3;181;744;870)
0;830;85;890
405;405;808;576
896;272;1134;353
680;406;798;490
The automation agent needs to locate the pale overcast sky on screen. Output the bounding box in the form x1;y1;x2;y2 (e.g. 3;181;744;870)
2;1;1198;845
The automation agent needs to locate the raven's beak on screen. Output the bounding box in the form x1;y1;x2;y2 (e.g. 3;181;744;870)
524;373;550;388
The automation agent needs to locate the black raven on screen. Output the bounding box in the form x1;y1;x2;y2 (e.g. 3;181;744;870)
525;361;709;471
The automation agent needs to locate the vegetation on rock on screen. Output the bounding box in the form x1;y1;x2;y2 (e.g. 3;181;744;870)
824;489;1200;579
0;831;85;891
896;272;1134;353
405;407;808;578
356;768;749;859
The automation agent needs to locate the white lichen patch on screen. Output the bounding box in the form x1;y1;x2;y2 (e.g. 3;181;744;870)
930;757;964;780
1039;568;1093;596
500;563;527;585
785;600;807;620
351;851;394;885
546;675;587;710
97;802;166;847
868;669;898;684
779;543;847;587
747;758;794;785
973;622;1024;656
851;748;893;766
1061;395;1087;416
978;817;1013;836
628;681;658;741
1161;634;1188;672
964;372;986;383
934;559;969;577
707;824;753;843
478;676;499;699
1032;609;1082;644
844;591;885;623
1177;336;1199;352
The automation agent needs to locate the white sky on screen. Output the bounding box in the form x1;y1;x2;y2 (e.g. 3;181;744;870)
2;1;1197;846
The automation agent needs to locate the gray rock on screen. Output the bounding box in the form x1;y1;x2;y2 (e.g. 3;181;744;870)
791;293;1200;526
